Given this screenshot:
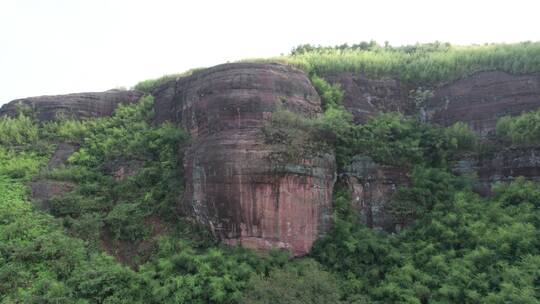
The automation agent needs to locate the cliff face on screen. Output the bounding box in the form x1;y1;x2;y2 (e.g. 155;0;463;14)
0;90;143;121
323;73;409;122
153;63;335;255
344;156;409;231
330;71;540;231
454;146;540;195
3;63;540;253
426;71;540;136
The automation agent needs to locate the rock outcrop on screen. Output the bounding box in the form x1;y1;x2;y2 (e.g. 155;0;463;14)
323;72;409;122
153;63;335;255
29;142;78;211
426;71;540;136
0;89;143;121
4;62;540;253
332;70;540;230
344;156;409;231
454;146;540;195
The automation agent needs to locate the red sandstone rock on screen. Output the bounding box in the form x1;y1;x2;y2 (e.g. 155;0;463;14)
426;71;540;136
153;63;335;256
323;72;409;122
332;71;540;229
0;89;143;121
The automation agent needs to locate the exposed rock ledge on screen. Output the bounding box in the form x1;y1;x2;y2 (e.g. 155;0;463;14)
0;89;143;121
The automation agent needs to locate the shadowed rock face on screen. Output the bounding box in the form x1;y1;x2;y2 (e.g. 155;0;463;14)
426;71;540;136
454;146;540;195
29;142;78;211
153;63;336;255
0;89;143;121
344;156;409;232
323;73;409;122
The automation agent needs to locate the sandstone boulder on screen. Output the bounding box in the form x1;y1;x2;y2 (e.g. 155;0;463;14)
153;63;336;255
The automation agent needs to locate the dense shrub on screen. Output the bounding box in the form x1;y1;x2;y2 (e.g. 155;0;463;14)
326;111;477;168
312;174;540;303
310;74;344;110
0;114;39;146
496;109;540;144
44;95;191;243
242;259;342;304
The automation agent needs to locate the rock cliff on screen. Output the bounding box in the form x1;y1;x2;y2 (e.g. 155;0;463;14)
323;72;409;122
426;71;540;136
331;70;540;231
3;63;540;253
344;156;409;231
153;63;335;255
0;89;143;121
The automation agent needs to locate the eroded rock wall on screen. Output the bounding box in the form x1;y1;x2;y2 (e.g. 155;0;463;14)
153;63;336;255
343;156;409;231
333;70;540;230
454;146;540;195
0;89;143;121
323;72;409;122
426;71;540;136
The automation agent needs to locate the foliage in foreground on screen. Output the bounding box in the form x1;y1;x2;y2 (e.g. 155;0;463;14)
1;103;337;304
313;175;540;303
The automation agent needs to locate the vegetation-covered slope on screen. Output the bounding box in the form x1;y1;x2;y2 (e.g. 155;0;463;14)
249;41;540;87
2;41;540;303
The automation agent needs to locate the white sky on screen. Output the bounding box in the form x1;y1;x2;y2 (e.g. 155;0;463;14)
1;0;539;105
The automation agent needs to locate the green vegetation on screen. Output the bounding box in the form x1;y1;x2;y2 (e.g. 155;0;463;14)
250;41;540;87
313;175;540;303
133;74;180;94
3;41;540;303
42;96;191;245
133;67;205;94
496;108;540;144
0;114;39;147
0;172;297;303
0;99;306;303
243;259;341;304
264;75;476;169
260;67;539;302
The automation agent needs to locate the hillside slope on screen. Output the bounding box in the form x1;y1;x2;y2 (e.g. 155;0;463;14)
2;41;540;303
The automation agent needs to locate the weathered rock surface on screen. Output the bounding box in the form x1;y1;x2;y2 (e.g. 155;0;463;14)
323;73;409;122
153;63;335;255
333;70;540;229
344;156;409;231
453;146;540;195
29;142;79;211
426;71;540;136
103;159;145;181
0;89;143;121
7;63;540;253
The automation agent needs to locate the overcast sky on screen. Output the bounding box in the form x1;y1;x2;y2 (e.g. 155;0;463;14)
1;0;539;105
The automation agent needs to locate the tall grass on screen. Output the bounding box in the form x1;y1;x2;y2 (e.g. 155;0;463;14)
247;42;540;87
